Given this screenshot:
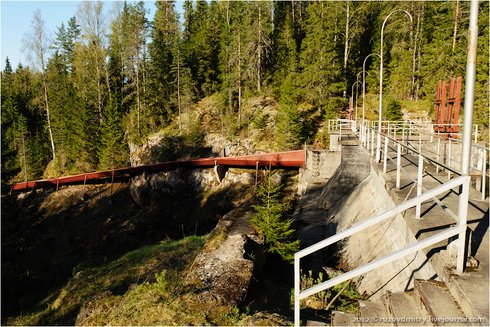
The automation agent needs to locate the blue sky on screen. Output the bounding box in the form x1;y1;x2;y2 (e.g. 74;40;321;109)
1;1;185;71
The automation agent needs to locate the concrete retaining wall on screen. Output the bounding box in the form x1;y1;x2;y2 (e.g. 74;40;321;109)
324;160;438;299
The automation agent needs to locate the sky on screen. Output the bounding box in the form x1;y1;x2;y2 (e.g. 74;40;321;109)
0;1;185;71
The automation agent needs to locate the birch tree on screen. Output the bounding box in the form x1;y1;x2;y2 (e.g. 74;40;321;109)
23;9;56;161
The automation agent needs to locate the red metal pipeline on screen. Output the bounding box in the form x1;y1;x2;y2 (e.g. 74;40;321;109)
10;150;306;192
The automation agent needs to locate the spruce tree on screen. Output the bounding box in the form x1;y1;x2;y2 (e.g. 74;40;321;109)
299;2;343;115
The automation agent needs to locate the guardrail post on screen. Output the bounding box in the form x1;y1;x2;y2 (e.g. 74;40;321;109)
436;133;441;173
396;143;401;189
383;136;388;173
448;138;452;180
361;125;364;143
482;149;487;201
416;153;423;219
366;128;369;149
294;256;300;327
363;125;366;145
393;125;399;146
371;128;375;157
430;124;434;143
402;125;406;154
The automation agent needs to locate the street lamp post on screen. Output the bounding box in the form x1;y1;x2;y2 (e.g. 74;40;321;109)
377;10;413;162
356;71;363;123
352;80;362;122
362;53;380;127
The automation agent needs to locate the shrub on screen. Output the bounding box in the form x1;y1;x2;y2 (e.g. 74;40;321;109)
386;97;403;121
251;170;300;263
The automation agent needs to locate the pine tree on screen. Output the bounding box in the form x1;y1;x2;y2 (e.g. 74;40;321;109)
251;171;300;263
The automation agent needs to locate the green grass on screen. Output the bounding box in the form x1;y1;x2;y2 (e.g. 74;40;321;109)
6;232;272;326
296;270;363;314
6;236;207;326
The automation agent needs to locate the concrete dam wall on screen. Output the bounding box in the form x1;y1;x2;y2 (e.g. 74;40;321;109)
299;139;438;299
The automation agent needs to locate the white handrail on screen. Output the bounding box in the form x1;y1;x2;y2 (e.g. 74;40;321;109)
298;226;460;300
293;174;470;326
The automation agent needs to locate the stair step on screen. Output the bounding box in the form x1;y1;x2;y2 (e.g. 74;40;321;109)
414;279;467;326
387;292;432;326
359;299;394;326
306;320;328;326
331;311;359;326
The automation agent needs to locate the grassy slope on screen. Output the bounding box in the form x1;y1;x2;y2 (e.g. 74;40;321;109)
6;236;207;326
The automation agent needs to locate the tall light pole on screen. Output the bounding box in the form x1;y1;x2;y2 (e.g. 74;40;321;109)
351;80;362;122
362;53;380;127
456;0;479;274
377;10;413;162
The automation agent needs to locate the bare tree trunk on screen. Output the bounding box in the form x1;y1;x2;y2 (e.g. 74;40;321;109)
238;30;242;127
136;45;141;137
257;4;262;93
42;73;56;161
416;3;424;101
104;62;112;103
94;52;103;123
22;134;28;182
27;10;56;160
452;0;459;53
411;2;418;100
343;0;350;71
142;43;147;108
291;0;295;23
177;48;182;132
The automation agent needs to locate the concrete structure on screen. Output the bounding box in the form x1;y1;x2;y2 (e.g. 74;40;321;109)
295;132;488;326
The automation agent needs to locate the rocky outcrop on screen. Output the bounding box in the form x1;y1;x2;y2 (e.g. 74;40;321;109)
185;206;263;306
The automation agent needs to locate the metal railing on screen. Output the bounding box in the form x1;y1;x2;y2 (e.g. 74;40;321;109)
360;121;488;200
294;120;480;326
294;174;470;326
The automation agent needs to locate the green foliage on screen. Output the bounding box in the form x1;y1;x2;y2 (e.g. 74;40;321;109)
296;270;362;313
251;171;299;263
98;99;129;170
385;97;403;121
3;1;490;181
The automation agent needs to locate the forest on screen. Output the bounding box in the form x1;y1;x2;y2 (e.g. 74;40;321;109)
1;0;489;184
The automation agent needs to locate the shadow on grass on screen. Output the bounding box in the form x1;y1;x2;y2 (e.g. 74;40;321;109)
1;168;251;325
